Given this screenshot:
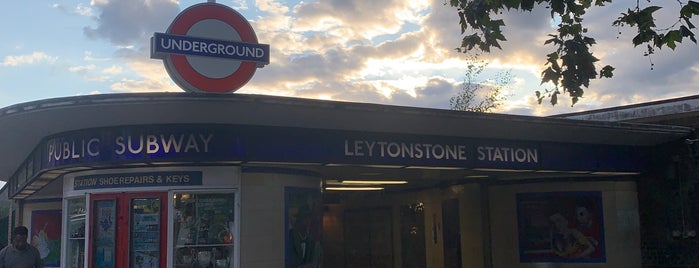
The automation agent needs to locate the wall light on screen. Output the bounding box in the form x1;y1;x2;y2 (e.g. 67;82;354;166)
341;180;407;185
325;187;384;191
590;171;641;176
405;166;464;170
472;168;534;172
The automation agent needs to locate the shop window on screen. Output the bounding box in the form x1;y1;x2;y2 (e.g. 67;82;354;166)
66;197;86;268
172;192;235;268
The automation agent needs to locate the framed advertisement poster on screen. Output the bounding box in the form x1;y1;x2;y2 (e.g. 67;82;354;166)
517;191;605;263
31;210;62;267
284;187;322;268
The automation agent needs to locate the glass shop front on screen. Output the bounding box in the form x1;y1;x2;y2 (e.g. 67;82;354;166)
62;168;239;268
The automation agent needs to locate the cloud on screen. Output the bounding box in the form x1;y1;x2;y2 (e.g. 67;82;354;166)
73;0;698;117
102;65;123;75
75;3;95;16
292;0;429;40
110;78;178;93
83;0;179;46
68;64;96;74
52;3;93;17
83;51;111;62
240;0;464;107
67;64;118;82
230;0;249;10
106;58;179;93
52;2;98;19
255;0;292;32
73;0;472;109
0;52;57;67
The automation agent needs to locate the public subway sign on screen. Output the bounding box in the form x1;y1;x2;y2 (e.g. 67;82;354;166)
46;133;214;161
151;3;269;93
31;124;648;177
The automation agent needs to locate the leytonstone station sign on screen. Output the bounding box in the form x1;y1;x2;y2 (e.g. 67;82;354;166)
151;3;270;93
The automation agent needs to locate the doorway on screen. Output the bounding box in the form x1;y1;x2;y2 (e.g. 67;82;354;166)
89;192;168;268
344;208;394;267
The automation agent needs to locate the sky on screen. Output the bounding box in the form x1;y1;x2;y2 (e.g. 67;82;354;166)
0;0;697;116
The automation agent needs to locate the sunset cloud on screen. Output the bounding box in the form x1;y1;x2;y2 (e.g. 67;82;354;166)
2;0;696;116
0;52;57;67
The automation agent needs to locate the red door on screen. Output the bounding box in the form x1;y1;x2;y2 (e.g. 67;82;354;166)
88;192;168;268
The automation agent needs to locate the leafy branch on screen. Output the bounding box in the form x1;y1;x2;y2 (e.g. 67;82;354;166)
450;55;513;112
450;0;699;106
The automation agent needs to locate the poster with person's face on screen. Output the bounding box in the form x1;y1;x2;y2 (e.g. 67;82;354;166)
517;191;605;263
285;187;322;268
31;210;62;267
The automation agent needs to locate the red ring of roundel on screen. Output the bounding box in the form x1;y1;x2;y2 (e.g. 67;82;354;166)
168;4;258;93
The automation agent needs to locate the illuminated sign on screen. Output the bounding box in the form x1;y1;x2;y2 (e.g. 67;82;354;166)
34;124;650;172
344;140;469;161
39;125;553;170
46;132;215;166
5;123;649;197
151;3;269;93
342;141;539;164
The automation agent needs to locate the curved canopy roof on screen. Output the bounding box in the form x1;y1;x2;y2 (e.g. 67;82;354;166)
0;93;693;197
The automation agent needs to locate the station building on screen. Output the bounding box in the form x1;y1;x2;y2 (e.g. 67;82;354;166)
0;92;695;268
557;95;699;267
2;2;698;267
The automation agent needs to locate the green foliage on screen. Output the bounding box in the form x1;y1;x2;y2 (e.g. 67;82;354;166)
450;56;513;112
451;0;699;106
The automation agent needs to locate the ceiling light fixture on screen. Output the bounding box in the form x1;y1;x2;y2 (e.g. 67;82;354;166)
590;171;640;176
472;168;534;172
405;166;464;170
341;180;408;185
325;187;384;191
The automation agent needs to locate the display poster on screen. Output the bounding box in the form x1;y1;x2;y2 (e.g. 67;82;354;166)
284;187;322;268
31;210;62;267
94;200;116;268
131;198;161;268
194;194;235;245
517;191;606;263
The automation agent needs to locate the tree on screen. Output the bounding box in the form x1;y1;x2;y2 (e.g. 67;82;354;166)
449;0;699;106
450;57;512;112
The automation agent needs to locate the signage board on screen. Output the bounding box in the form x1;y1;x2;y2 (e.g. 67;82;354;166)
74;171;203;190
10;124;652;197
34;124;647;172
151;3;270;93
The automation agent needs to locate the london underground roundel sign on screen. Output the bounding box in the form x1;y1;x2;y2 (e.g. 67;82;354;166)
151;3;270;93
